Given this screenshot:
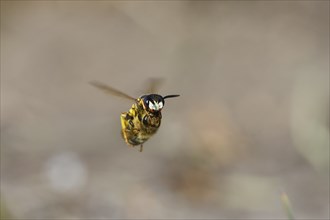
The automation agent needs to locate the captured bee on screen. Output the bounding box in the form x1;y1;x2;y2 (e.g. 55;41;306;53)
90;79;179;152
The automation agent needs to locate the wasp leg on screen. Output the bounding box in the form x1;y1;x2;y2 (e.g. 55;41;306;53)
139;145;143;152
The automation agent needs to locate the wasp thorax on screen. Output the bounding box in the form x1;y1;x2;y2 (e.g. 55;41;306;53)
142;94;165;112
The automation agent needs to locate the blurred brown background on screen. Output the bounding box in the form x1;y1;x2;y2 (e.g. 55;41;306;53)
1;1;329;219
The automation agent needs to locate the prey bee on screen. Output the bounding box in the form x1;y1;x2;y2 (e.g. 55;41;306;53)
90;79;179;152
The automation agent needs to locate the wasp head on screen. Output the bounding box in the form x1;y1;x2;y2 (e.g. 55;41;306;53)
141;94;180;113
142;94;164;112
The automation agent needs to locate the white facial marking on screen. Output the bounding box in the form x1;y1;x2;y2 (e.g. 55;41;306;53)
149;102;155;110
158;102;163;109
148;101;163;111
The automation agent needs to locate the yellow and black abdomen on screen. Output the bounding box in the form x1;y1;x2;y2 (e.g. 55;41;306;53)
120;99;161;146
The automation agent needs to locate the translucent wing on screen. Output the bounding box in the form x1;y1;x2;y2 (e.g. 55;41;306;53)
145;77;165;94
90;81;136;101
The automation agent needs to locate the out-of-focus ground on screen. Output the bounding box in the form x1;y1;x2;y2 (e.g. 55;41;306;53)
1;1;329;219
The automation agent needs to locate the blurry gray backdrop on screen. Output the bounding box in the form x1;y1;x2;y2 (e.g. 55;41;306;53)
1;1;329;219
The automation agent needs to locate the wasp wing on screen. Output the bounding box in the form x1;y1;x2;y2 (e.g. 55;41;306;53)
145;77;165;94
90;81;136;101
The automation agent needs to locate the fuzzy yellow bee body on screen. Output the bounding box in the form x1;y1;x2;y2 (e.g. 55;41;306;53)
90;80;179;152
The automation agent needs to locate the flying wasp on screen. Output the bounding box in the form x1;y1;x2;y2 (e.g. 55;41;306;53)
90;79;179;152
